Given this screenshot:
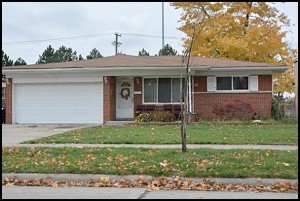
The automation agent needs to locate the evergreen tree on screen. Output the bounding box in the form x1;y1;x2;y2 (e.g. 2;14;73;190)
36;45;56;64
2;50;14;66
54;46;78;62
86;48;103;59
158;44;178;56
14;57;27;66
138;48;150;56
79;54;84;60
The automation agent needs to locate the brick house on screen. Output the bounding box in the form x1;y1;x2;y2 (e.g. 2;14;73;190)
2;55;287;124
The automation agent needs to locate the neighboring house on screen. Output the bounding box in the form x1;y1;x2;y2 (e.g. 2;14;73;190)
2;55;287;124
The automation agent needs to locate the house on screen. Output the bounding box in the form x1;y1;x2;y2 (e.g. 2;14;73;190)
2;75;7;124
2;55;287;124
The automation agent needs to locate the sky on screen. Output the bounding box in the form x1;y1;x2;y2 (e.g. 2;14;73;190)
2;2;298;65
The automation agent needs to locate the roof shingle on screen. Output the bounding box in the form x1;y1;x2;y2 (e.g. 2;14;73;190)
2;55;285;70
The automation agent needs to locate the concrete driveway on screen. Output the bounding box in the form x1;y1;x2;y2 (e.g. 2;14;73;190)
2;124;92;146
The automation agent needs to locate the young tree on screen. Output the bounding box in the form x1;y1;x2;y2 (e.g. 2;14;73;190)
171;2;297;94
36;45;56;64
158;44;178;56
14;57;27;66
138;48;150;56
2;50;14;66
86;48;103;60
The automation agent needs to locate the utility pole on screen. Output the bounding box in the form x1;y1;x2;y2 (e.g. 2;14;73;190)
112;33;122;55
162;2;165;49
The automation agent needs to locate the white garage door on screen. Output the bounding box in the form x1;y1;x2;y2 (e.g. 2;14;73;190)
15;83;103;124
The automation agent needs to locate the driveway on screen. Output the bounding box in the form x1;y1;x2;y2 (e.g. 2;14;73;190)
2;124;92;146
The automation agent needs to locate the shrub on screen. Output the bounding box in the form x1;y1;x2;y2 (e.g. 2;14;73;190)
212;99;253;120
134;113;152;122
150;111;176;122
271;98;283;120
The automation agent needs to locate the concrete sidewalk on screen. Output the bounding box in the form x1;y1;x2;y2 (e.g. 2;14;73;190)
2;173;298;199
5;143;298;150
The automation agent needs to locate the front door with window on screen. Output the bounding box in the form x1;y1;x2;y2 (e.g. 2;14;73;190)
116;79;134;119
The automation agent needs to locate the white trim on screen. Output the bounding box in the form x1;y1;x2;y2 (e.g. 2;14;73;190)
13;76;103;84
209;67;287;72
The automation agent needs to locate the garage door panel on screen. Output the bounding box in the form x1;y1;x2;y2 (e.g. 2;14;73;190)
15;83;103;124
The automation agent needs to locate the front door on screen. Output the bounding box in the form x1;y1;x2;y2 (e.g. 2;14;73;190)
116;79;134;119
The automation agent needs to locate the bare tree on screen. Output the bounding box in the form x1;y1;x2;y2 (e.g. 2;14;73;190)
180;12;206;153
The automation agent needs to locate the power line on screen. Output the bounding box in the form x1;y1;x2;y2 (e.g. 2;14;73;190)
3;33;114;45
3;32;182;45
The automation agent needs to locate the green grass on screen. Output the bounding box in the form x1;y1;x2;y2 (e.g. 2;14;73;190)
23;122;298;145
2;147;297;179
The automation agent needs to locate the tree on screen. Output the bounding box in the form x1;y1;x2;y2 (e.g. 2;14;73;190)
158;44;178;56
54;46;78;62
86;48;103;60
36;45;56;64
171;2;297;94
2;50;14;66
14;57;27;66
138;48;150;56
78;54;84;60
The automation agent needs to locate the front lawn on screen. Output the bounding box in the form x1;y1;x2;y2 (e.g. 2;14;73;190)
2;147;298;179
23;122;298;145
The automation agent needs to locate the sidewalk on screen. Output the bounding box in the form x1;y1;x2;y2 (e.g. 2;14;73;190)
2;173;298;199
4;143;298;150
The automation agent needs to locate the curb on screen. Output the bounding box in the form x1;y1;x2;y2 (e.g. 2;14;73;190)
2;173;298;186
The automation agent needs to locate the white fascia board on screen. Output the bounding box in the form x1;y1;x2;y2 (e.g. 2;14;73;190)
209;66;288;73
2;66;207;76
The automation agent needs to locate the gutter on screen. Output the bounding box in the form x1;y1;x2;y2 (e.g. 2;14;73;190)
2;66;210;74
209;67;288;72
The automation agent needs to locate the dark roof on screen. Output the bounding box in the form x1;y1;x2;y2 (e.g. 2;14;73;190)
2;55;285;70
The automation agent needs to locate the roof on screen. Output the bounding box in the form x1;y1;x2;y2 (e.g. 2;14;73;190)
2;55;285;70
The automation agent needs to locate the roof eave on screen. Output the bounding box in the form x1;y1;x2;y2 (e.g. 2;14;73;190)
209;66;288;73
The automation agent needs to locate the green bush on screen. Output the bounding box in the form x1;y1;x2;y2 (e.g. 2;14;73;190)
150;111;176;122
271;98;283;121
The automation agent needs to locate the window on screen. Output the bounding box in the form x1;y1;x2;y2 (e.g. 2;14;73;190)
2;87;5;99
233;77;248;90
216;76;249;91
144;78;184;103
217;77;231;90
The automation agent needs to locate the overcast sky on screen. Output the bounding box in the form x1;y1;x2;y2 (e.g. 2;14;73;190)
2;2;298;65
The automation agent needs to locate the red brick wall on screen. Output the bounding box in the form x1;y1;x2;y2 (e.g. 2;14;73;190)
194;93;272;120
259;75;272;91
134;77;142;111
193;75;273;120
103;76;116;123
5;79;12;124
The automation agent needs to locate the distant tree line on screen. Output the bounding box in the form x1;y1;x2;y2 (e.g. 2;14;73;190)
2;43;178;66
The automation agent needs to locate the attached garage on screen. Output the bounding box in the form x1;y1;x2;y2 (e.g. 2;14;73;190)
13;76;103;124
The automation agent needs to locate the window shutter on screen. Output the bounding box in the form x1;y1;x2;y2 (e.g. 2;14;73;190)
207;76;216;91
250;76;258;91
